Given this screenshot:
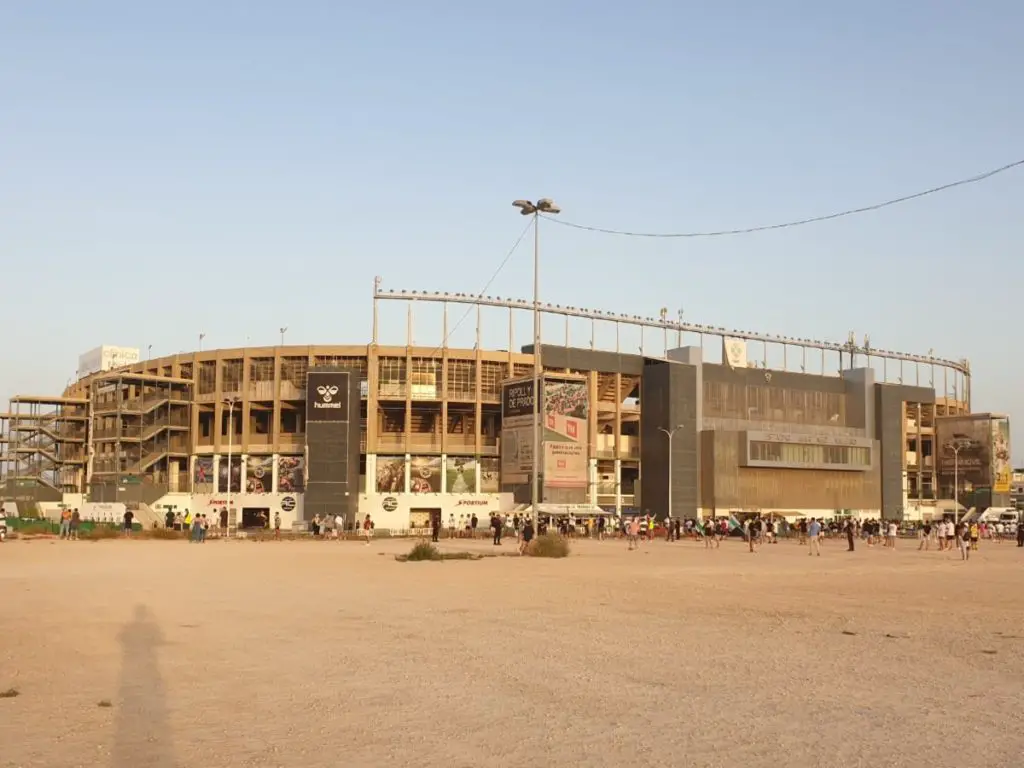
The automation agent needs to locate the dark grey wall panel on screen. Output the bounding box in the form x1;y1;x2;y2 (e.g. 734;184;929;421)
640;360;699;519
304;369;360;525
874;383;935;521
523;345;646;376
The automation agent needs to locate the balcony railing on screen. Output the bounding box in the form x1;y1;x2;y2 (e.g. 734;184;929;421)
378;383;407;399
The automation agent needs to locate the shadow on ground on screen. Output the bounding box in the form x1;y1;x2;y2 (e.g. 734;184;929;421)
112;604;175;768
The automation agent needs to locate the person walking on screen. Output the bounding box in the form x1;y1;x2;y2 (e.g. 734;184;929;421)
273;512;281;540
1017;518;1024;547
69;509;81;541
845;518;855;552
491;513;502;546
520;518;535;555
808;518;822;556
58;507;71;540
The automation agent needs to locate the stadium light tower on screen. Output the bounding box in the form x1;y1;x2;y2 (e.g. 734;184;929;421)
512;198;561;530
279;327;288;346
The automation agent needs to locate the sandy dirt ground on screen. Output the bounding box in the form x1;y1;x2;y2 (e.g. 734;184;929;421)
2;532;1024;768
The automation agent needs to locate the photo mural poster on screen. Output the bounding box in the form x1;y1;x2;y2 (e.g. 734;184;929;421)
277;455;304;493
246;455;274;494
445;457;477;493
193;456;214;492
218;455;242;494
410;456;442;493
479;457;500;493
376;456;405;493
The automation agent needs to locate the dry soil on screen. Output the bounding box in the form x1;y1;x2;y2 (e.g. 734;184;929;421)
2;533;1024;767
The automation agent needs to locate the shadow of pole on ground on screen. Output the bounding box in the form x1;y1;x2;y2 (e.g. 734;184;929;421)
112;604;176;768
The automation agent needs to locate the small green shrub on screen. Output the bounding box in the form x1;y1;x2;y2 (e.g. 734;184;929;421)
143;528;184;540
17;523;55;536
82;525;120;540
528;533;571;558
406;541;442;561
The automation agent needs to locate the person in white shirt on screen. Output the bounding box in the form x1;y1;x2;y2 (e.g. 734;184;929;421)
333;514;343;539
887;521;898;549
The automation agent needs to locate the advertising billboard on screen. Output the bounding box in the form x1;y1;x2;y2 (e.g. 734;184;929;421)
446;456;478;493
542;378;588;491
501;377;536;485
409;456;442;493
937;415;1009;498
246;456;274;494
78;345;141;378
277;456;304;493
305;371;351;423
376;456;405;493
218;455;242;494
992;417;1011;493
193;457;214;493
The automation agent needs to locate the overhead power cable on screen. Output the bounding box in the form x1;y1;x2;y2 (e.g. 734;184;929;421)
425;217;534;357
544;158;1024;238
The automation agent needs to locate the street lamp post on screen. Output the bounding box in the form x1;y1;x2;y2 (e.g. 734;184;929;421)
947;434;971;525
512;198;561;531
658;424;684;521
199;332;206;352
279;327;288;346
224;396;239;524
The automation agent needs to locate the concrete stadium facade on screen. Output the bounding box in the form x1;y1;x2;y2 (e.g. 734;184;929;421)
1;289;980;529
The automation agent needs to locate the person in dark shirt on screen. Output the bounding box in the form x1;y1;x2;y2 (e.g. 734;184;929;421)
520;519;535;555
123;510;134;537
491;513;502;545
845;519;855;552
165;510;175;529
430;512;440;543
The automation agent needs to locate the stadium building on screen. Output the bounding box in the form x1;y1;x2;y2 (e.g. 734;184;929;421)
1;284;994;529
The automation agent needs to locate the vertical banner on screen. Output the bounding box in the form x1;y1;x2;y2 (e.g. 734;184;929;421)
376;456;406;493
218;455;242;494
722;337;747;369
446;456;479;493
501;378;536;484
193;456;214;493
277;455;305;492
542;378;588;490
246;456;274;494
992;417;1012;493
409;456;442;493
479;457;500;493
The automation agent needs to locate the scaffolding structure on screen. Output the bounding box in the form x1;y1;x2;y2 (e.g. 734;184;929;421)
0;396;90;501
88;372;192;502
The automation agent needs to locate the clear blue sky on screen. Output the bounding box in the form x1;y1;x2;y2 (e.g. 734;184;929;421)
2;1;1021;458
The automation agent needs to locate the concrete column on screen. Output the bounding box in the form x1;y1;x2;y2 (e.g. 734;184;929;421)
440;453;447;493
614;458;622;516
588;458;598;507
271;453;279;493
240;454;248;496
366;454;377;494
188;455;196;494
475;459;482;494
212;454;220;494
404;453;411;494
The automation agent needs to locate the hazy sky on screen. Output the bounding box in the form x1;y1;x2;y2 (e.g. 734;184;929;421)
2;2;1021;458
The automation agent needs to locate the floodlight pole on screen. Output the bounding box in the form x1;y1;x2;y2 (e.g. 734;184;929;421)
658;425;684;520
532;211;541;532
513;198;561;532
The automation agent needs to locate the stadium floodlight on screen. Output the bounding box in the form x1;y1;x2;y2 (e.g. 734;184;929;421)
511;197;562;531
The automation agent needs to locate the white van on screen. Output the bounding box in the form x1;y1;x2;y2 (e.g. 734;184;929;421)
978;508;1020;526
